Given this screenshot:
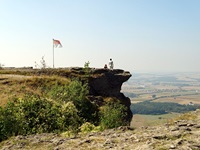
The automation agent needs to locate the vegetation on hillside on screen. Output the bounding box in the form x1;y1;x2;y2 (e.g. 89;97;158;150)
0;75;128;142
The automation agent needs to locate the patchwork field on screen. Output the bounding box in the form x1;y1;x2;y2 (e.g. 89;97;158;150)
153;94;200;104
123;72;200;127
122;72;200;105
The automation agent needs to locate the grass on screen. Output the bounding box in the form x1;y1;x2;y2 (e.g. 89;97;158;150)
0;74;70;107
131;113;180;128
175;112;198;121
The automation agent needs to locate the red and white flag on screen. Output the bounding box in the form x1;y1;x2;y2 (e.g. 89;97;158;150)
53;39;62;48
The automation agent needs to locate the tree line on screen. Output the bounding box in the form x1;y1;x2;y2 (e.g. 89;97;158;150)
131;101;200;115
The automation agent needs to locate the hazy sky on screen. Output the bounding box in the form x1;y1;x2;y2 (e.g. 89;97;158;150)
0;0;200;72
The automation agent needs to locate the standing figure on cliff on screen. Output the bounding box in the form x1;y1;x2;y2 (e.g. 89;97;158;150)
109;58;114;70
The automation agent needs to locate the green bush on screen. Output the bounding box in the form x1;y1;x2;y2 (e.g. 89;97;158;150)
58;101;81;132
0;79;99;141
47;79;99;123
80;122;96;133
99;102;128;129
0;95;82;141
0;78;129;141
0;102;19;141
15;96;63;134
83;61;91;77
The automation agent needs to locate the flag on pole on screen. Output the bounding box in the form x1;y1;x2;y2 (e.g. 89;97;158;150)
53;39;62;48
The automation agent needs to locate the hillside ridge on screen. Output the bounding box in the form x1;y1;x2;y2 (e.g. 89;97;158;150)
0;67;132;122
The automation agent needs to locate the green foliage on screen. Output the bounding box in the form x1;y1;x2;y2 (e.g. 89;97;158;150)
0;78;128;142
0;79;97;141
58;101;81;133
47;80;98;123
0;102;18;141
99;102;128;129
15;96;61;134
84;61;90;69
47;80;88;102
0;95;82;141
80;122;96;133
83;61;90;77
131;101;200;115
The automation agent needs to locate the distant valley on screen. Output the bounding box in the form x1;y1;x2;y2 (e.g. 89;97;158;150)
122;72;200;105
122;72;200;128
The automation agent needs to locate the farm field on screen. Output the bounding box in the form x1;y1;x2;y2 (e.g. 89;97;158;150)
122;72;200;105
123;72;200;127
153;94;200;105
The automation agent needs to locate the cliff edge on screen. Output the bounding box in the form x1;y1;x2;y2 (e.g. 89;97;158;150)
69;68;133;123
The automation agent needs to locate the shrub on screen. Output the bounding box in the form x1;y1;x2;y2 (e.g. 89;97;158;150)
0;79;100;141
47;79;99;123
0;95;82;141
80;122;95;133
99;102;128;129
83;61;90;77
58;101;81;132
15;96;62;134
0;78;130;141
0;102;19;141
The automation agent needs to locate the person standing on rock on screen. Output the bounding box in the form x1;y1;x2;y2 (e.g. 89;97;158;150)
109;58;114;70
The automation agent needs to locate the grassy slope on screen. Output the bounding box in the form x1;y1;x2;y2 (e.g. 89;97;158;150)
130;113;180;128
0;73;70;106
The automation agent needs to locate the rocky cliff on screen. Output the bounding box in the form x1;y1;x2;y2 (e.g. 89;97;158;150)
69;68;132;123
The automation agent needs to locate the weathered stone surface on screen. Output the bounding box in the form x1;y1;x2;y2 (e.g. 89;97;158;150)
88;69;132;122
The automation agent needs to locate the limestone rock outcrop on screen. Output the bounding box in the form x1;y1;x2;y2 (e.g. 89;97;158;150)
69;68;132;123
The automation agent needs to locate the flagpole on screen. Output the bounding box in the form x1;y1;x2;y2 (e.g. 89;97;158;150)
53;39;54;68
